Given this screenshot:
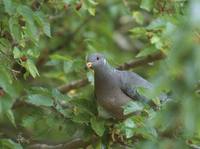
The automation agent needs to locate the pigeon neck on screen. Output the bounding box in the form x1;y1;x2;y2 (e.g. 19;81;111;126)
94;63;115;78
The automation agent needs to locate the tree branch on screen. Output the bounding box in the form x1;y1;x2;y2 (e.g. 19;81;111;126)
58;78;89;94
58;51;166;93
117;51;166;70
27;136;98;149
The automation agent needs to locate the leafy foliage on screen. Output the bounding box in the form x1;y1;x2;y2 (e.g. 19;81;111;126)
0;0;199;148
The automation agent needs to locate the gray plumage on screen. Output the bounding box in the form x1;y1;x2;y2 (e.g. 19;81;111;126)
86;53;163;120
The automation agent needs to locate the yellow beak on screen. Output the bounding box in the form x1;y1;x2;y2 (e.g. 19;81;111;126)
86;62;93;69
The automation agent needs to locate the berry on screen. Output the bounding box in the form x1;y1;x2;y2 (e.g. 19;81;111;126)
75;2;82;11
64;4;69;10
20;56;27;62
0;89;5;97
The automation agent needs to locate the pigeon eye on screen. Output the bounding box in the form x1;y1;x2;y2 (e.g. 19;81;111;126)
96;57;99;60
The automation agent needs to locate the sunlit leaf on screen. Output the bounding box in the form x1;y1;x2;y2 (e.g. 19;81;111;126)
129;27;146;38
25;59;39;78
13;47;22;59
88;0;98;5
50;54;72;61
150;35;163;49
133;11;144;25
88;8;96;16
123;101;143;115
124;118;135;128
136;46;157;57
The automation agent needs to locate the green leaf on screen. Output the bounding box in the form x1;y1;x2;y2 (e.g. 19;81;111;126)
6;110;16;127
0;66;18;97
17;5;39;42
43;22;51;37
124;118;136;129
28;86;51;96
72;112;91;124
25;21;39;42
50;54;72;61
52;89;70;102
133;11;144;25
150;36;159;43
2;0;15;15
84;0;97;16
146;18;166;30
21;116;35;128
152;97;161;106
27;48;40;58
90;117;105;136
129;27;146;38
0;139;23;149
140;0;155;12
0;96;17;126
88;0;98;5
28;94;53;106
86;71;94;85
0;95;15;112
136;46;157;57
0;38;11;51
8;17;21;42
63;61;73;73
13;47;22;59
190;0;200;25
63;0;73;4
117;118;136;138
34;11;51;37
17;5;33;23
0;66;12;85
150;35;163;49
137;87;151;97
72;59;85;72
88;8;96;16
71;98;96;116
123;101;143;115
25;59;39;78
125;128;134;138
97;105;112;119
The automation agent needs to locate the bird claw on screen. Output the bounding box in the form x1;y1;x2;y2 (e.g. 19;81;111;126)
111;131;116;142
110;127;124;143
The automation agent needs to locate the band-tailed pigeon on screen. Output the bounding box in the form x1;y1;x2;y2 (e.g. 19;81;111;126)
86;53;165;120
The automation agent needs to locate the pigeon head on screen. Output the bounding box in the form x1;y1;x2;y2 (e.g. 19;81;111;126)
86;53;107;70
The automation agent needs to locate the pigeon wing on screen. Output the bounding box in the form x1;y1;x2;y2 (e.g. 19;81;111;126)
119;71;153;103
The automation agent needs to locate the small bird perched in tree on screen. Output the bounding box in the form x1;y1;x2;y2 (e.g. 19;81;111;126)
86;53;167;120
